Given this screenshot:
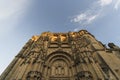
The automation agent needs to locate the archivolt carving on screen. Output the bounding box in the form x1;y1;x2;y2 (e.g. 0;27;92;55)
45;51;72;63
44;51;73;78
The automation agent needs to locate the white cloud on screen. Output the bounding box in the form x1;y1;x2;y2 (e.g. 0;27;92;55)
71;0;113;28
0;0;31;36
87;14;98;24
100;0;112;6
71;12;98;26
74;28;79;31
72;14;86;23
114;0;120;10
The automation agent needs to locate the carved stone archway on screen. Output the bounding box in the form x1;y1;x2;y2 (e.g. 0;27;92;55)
44;51;74;80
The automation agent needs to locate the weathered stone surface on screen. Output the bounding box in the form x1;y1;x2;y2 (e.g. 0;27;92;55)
0;30;120;80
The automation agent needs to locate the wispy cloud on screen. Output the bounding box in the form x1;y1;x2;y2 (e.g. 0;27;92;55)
0;0;31;36
99;0;112;6
114;0;120;10
71;11;99;26
71;0;115;31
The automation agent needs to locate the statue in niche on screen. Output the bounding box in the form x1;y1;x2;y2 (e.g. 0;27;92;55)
78;30;88;36
51;60;67;76
55;66;65;75
50;34;58;42
69;32;76;38
55;62;65;75
60;34;67;42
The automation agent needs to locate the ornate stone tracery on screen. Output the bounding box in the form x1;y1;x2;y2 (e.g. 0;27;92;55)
1;30;120;80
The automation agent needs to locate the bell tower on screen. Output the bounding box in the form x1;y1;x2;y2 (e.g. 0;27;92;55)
0;30;120;80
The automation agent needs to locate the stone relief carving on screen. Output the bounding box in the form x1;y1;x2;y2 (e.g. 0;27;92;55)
26;71;42;80
1;30;120;80
77;71;93;80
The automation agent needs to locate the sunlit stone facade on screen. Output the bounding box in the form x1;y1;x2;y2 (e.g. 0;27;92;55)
0;30;120;80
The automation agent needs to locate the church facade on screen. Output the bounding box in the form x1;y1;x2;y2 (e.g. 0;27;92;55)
0;30;120;80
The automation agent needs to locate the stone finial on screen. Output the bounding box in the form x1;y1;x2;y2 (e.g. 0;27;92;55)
31;35;39;41
78;30;88;36
108;43;119;49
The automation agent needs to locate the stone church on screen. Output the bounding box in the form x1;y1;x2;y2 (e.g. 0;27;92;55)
0;30;120;80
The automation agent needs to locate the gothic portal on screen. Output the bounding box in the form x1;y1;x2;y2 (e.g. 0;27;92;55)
0;30;120;80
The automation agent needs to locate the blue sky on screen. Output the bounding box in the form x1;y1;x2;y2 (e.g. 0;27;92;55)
0;0;120;74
